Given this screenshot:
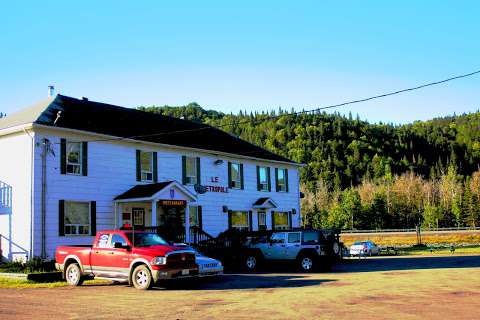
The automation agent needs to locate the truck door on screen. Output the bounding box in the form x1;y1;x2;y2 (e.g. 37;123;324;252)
90;233;113;276
107;233;131;278
285;232;302;259
264;232;287;259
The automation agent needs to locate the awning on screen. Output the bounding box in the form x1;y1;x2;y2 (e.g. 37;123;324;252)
114;180;197;202
252;197;278;209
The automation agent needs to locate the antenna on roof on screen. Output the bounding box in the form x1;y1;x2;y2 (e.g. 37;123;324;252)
48;85;55;97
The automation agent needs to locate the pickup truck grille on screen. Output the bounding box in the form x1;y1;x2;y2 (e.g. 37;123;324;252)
166;252;196;269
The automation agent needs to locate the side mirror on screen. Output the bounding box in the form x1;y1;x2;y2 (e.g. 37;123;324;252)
113;242;129;250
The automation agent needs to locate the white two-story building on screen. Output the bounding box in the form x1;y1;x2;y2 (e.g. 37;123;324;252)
0;94;302;260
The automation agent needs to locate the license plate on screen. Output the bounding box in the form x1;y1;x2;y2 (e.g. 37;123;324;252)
182;269;189;275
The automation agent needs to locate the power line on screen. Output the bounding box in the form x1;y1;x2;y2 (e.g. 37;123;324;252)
60;69;480;144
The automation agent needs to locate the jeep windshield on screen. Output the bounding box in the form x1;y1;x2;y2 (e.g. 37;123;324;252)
126;232;169;247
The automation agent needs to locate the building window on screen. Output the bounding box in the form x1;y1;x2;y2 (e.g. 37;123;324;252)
275;168;288;192
132;208;145;227
258;210;267;231
273;211;289;230
185;157;197;185
140;151;153;182
64;201;90;236
189;206;199;227
229;162;243;189
66;141;82;175
257;166;270;191
230;211;249;231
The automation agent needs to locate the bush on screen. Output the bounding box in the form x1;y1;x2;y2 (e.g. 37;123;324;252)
0;257;56;274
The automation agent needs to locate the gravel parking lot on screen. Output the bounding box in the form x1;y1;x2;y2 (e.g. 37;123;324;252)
1;254;479;320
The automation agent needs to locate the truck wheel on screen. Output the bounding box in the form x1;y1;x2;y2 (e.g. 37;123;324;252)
131;265;153;290
298;254;316;272
244;254;258;272
65;263;84;286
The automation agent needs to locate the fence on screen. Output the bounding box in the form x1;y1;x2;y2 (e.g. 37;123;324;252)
341;226;480;234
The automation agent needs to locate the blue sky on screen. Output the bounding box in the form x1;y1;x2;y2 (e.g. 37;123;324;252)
1;1;479;123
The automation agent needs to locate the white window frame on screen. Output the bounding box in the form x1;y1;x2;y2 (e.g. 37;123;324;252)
64;201;91;236
140;151;154;182
185;157;198;185
230;162;242;189
66;141;82;176
277;168;287;192
258;167;269;191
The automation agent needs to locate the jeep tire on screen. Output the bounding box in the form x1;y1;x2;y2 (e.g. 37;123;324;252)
244;253;259;272
298;253;316;272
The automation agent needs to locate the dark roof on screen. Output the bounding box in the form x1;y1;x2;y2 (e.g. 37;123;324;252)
253;197;271;206
0;95;296;164
114;182;174;200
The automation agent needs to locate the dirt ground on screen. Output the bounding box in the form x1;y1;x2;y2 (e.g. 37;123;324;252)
1;254;480;320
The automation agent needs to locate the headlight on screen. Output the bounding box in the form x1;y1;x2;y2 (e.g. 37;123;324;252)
151;256;166;265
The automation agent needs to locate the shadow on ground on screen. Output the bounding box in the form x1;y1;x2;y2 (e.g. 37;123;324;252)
156;274;336;291
334;255;480;273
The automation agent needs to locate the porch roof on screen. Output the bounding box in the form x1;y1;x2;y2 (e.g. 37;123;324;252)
114;181;196;202
252;197;278;209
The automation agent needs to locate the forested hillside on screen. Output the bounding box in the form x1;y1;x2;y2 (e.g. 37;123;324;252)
139;103;480;230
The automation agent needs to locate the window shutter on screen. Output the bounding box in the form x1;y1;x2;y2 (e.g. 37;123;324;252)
90;201;97;236
271;211;275;230
267;167;271;192
59;200;65;236
82;142;88;176
256;166;261;191
227;162;232;188
285;169;289;192
136;150;141;181
240;163;244;190
288;211;293;230
153;152;158;182
196;157;201;185
182;156;187;185
198;206;203;230
248;211;253;231
275;168;279;192
227;210;232;230
60;139;67;175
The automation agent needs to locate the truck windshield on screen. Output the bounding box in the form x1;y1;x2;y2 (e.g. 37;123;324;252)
126;232;169;247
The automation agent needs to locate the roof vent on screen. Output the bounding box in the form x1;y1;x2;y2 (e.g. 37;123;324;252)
82;97;89;101
48;85;55;97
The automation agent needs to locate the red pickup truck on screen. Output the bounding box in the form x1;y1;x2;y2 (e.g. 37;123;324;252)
55;229;198;290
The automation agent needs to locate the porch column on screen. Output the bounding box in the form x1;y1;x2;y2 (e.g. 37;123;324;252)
151;200;157;227
114;202;118;229
185;205;190;243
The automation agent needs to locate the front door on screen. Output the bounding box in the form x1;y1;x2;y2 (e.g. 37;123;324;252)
132;208;145;228
157;205;186;242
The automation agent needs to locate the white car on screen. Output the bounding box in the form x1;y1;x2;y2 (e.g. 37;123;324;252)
350;241;380;256
176;245;224;277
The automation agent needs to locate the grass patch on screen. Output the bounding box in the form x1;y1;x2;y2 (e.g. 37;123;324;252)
400;245;480;256
341;231;480;246
0;277;111;289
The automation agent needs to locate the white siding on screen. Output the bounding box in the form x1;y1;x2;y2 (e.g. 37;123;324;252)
33;128;301;259
0;131;33;261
